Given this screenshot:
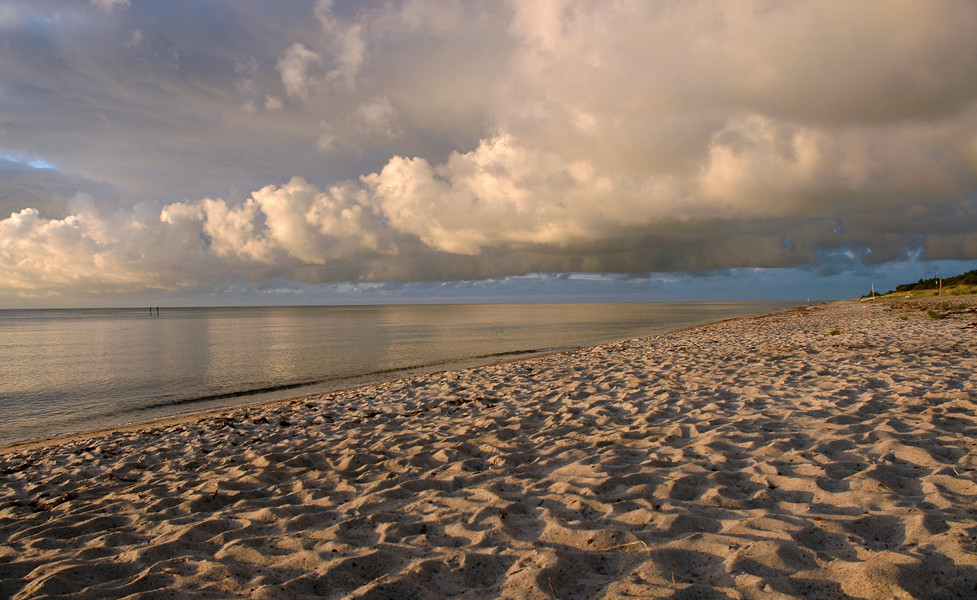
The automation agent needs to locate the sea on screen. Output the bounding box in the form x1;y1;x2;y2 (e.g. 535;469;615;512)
0;302;801;446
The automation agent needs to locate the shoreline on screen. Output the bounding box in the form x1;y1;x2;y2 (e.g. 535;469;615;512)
0;303;801;454
0;347;573;456
2;296;976;598
0;301;802;450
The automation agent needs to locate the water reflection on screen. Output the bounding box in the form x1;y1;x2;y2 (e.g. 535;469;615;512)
0;302;800;444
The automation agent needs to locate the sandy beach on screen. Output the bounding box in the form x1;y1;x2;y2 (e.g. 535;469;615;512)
2;297;977;599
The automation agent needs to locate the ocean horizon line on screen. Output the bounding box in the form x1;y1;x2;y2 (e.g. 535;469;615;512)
0;298;817;312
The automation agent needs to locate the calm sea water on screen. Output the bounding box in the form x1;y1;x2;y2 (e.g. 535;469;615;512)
0;302;799;445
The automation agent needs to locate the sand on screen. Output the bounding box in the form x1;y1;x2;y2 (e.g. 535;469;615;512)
2;297;977;599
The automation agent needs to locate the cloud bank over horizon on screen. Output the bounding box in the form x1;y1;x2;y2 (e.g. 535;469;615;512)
2;0;977;304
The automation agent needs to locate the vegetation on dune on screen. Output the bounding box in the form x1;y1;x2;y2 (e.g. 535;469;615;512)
894;270;977;293
862;269;977;299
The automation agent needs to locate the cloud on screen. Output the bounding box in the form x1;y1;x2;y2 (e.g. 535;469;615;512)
277;43;322;100
505;0;977;128
91;0;129;12
0;197;139;297
0;160;120;220
354;96;401;138
313;0;366;90
0;0;976;303
363;134;629;254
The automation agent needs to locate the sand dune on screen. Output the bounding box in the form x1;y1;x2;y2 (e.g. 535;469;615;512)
3;297;977;599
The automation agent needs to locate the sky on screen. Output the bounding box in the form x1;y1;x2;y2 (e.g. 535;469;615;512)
2;0;977;307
